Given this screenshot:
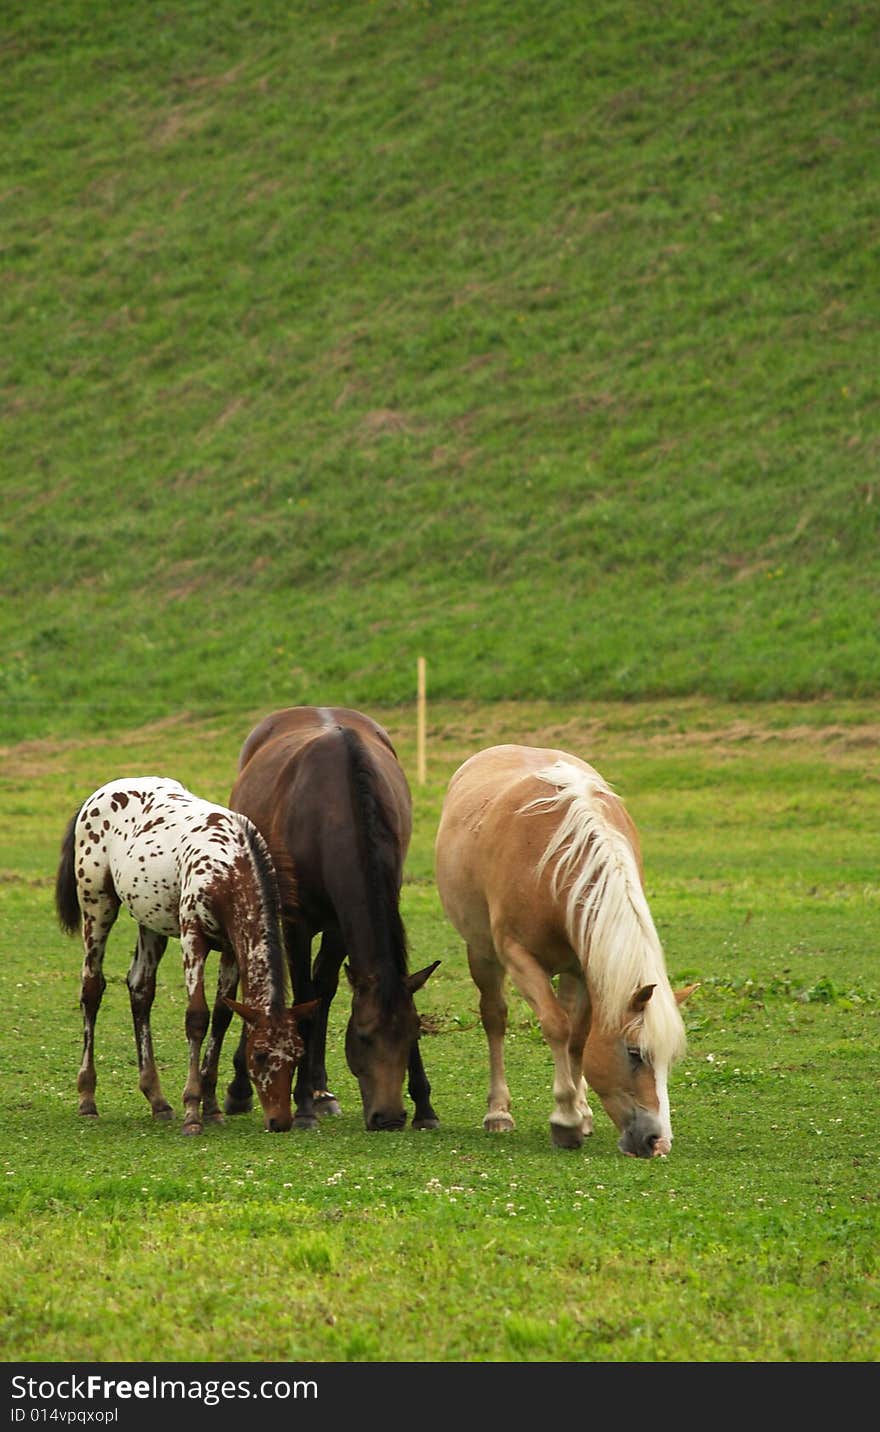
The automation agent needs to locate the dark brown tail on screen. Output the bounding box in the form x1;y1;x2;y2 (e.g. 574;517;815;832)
55;805;83;935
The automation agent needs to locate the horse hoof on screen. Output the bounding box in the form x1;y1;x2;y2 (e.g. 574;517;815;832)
293;1114;319;1131
223;1096;253;1116
313;1093;341;1118
152;1105;174;1121
484;1114;515;1133
78;1107;98;1118
551;1122;584;1150
412;1115;440;1130
182;1121;203;1136
202;1110;224;1125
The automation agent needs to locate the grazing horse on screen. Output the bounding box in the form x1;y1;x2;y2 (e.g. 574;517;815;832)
54;777;315;1134
225;705;440;1131
435;745;697;1158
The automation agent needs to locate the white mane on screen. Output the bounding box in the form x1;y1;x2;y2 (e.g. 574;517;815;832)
522;761;686;1065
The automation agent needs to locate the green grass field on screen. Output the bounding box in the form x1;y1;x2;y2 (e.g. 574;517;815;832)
1;700;877;1362
1;0;877;1371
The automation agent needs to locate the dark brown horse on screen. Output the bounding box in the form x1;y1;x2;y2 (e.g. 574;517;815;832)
221;706;440;1131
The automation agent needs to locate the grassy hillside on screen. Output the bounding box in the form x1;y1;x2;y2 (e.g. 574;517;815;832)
2;0;878;741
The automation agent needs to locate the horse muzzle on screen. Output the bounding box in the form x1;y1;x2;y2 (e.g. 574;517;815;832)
618;1111;669;1159
365;1109;407;1132
264;1111;293;1133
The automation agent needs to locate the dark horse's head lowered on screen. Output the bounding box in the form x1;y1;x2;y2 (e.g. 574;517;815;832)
229;706;440;1133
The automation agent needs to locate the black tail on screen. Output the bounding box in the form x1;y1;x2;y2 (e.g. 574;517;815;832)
341;727;409;1003
55;805;83;935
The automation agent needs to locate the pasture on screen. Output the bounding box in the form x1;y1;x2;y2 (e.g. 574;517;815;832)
3;0;879;741
1;698;877;1363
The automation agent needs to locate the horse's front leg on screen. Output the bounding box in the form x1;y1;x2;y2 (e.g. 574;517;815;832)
407;1040;440;1130
76;896;118;1117
224;1024;253;1116
500;935;584;1150
127;927;173;1119
558;971;594;1137
180;925;211;1135
201;952;239;1122
467;942;514;1133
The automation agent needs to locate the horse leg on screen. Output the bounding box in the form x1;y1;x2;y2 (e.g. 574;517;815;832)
76;895;118;1117
466;943;515;1133
180;926;211;1135
224;1023;253;1115
499;935;585;1150
285;919;320;1129
407;1041;440;1130
558;971;594;1136
126;927;173;1119
201;952;239;1122
309;929;343;1118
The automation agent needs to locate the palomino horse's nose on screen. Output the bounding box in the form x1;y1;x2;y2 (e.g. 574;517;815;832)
618;1111;667;1159
367;1110;407;1132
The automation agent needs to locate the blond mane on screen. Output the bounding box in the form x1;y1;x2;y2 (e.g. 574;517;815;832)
522;761;686;1066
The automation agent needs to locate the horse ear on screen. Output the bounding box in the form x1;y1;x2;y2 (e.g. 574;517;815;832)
290;999;320;1021
223;996;259;1025
406;960;440;994
629;984;656;1013
674;982;700;1005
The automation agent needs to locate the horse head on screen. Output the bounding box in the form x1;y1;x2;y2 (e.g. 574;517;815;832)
343;961;440;1131
582;982;699;1158
223;997;319;1132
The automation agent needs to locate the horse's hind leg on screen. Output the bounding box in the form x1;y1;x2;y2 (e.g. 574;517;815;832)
76;890;119;1116
285;921;335;1129
467;944;515;1133
558;971;594;1137
201;952;239;1122
309;929;342;1119
127;927;173;1119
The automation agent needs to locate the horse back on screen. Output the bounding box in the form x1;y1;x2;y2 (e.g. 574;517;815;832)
436;744;633;969
231;708;411;927
236;706;399;774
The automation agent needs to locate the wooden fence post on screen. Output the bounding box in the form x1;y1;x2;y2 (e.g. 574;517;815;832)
417;656;426;785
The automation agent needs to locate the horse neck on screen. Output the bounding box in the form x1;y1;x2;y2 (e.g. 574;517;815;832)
537;785;666;1030
223;849;286;1013
226;907;275;1010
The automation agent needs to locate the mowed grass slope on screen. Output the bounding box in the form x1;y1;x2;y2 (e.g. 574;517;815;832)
3;0;878;742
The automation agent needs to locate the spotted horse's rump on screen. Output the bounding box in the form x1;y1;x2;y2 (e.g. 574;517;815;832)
55;776;315;1133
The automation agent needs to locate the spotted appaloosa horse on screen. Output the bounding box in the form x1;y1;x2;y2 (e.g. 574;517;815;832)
435;745;698;1158
225;705;440;1132
55;777;316;1134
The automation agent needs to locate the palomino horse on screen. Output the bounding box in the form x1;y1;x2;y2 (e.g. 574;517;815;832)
435;745;697;1158
224;705;440;1131
55;777;316;1134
